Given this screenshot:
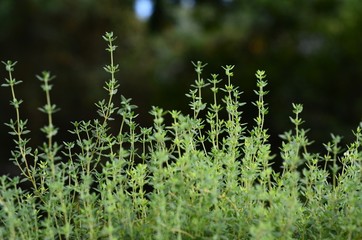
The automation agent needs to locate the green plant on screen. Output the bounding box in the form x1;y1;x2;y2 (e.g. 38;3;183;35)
1;32;362;239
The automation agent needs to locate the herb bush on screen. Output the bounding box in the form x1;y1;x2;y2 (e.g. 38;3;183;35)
1;32;361;240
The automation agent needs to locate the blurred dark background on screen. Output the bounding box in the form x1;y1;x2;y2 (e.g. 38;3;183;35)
1;0;361;175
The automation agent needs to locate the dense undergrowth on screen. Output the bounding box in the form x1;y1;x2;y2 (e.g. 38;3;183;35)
1;32;361;239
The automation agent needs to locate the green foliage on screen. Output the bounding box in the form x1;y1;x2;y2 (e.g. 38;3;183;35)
1;32;362;239
2;1;362;165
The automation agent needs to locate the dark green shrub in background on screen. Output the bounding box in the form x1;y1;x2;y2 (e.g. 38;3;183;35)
1;33;361;239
